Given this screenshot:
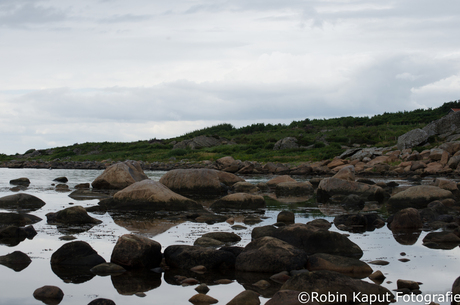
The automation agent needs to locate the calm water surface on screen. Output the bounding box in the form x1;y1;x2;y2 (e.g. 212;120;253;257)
0;168;459;305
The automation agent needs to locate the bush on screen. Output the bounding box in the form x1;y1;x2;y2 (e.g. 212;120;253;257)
167;149;188;157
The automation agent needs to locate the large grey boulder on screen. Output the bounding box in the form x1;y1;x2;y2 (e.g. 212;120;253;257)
159;168;244;197
92;160;148;190
423;110;460;137
387;185;453;210
317;178;385;204
397;128;429;150
273;137;299;150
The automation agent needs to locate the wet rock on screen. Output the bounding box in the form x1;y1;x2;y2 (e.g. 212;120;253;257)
236;236;308;273
256;182;270;193
307;253;373;279
219;246;244;258
275;181;314;198
232;182;260;194
253;280;271;289
389;208;423;230
46;206;102;225
9;177;30;186
33;285;64;305
252;224;363;258
369;270;386;283
189;294;218;304
281;270;393;304
87;299;116;305
0;250;32;271
227;290;260;305
306;219;332;230
100;180;203;212
244;215;263;225
190;265;207;273
90;262;126;276
340;194;365;211
387;186;453;211
317;178;385;204
75;183;90;189
0;193;46;212
92;160;149;190
53;177;68;183
202;232;241;243
266;175;297;188
164;245;236;270
334;213;384;233
277;211;295;224
111;234;162;270
194;237;225;247
210;193;265;210
159;168;243;197
51;241;106;267
368;260;389;266
397;279;420;290
55;184;70;192
270;271;291;283
195;283;210;294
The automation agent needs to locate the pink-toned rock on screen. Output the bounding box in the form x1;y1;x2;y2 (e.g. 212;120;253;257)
434;178;458;192
267;175;297;188
332;165;355;182
327;159;345;169
367;156;389;166
441;151;450;166
424;162;444;174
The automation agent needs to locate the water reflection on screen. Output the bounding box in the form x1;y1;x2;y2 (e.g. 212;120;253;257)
391;229;422;245
111;270;161;295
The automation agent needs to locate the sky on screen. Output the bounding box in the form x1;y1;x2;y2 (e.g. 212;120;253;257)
1;0;460;155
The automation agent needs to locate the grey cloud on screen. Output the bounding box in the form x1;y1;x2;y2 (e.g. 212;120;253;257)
98;13;153;23
0;2;67;27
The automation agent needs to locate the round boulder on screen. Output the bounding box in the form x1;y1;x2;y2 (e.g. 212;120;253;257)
46;206;102;225
387;185;453;210
210;193;265;210
100;180;203;212
111;234;162;270
33;285;64;305
51;241;106;267
9;177;30;186
0;193;46;212
92;160;149;190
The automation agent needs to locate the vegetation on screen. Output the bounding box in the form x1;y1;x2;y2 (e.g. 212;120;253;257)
1;100;459;164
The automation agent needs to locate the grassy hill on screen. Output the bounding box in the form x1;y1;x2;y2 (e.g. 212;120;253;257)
2;101;459;165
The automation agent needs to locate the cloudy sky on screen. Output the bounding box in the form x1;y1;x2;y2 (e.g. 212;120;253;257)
1;0;460;155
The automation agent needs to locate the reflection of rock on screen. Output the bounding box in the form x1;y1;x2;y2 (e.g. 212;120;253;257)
68;189;111;200
111;234;162;270
92;160;149;190
111;270;161;295
90;263;126;276
110;212;185;237
391;229;421;245
422;232;460;249
0;225;37;246
0;212;42;228
334;213;385;233
0;251;31;272
0;193;46;212
388;208;422;230
51;264;96;284
164;268;236;286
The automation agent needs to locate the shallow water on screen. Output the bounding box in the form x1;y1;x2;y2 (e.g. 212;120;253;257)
0;168;459;305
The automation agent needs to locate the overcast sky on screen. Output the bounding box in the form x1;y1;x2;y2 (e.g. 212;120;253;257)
1;0;460;155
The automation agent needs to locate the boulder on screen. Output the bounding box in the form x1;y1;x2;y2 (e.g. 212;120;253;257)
0;193;46;212
235;236;308;273
159;168;244;197
33;286;64;305
111;234;162;270
53;177;68;183
389;208;422;230
201;232;241;243
266;175;297;188
173;135;231;150
164;245;236;270
232;182;260;194
434;178;458;192
210;193;265;210
277;211;295;224
9;177;30;186
99;180;203;211
397;128;429;150
216;156;236;169
68;189;111;200
90;262;126;276
51;241;106;267
92;160;148;189
281;270;393;304
227;290;261;305
46;206;102;225
252;224;363;258
422;232;460;249
317;178;385;204
332;165;355;182
275;182;314;198
387;185;453;210
273;137;299;150
306;253;373;278
423;110;460;137
189;294;218;304
88;299;116;305
0;251;32;271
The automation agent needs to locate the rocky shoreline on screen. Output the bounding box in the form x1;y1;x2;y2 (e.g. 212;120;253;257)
2;141;460;179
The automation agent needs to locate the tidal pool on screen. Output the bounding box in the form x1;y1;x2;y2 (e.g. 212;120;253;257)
0;168;459;305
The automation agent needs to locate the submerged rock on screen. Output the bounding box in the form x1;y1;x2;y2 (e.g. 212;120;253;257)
92;160;149;190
